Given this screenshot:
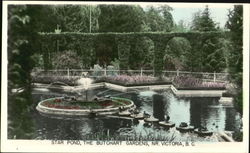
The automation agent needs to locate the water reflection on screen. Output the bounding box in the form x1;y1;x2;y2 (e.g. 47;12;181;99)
32;88;241;141
153;94;165;121
225;108;241;132
189;98;234;132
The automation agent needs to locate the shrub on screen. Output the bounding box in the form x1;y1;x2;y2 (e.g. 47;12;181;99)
91;64;103;76
106;65;118;76
232;130;243;141
52;50;83;69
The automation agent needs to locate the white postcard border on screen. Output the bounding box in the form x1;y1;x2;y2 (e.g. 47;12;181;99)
1;1;249;153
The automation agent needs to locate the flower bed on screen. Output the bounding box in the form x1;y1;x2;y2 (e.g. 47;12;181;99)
173;76;226;90
32;76;79;86
95;75;171;86
40;97;132;110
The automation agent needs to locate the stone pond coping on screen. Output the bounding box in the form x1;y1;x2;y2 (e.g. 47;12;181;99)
36;97;135;116
33;82;226;97
105;83;226;97
170;85;226;97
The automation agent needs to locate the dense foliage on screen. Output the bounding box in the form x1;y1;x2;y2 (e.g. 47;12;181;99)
225;5;243;114
36;5;228;76
8;5;38;139
164;37;191;70
35;4;174;72
52;50;83;69
8;5;230;75
189;6;226;72
53;5;100;32
144;5;174;32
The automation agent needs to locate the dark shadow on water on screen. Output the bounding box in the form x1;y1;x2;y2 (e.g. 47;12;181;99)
153;94;165;121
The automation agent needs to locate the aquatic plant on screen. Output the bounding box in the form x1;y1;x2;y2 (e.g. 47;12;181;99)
81;129;176;141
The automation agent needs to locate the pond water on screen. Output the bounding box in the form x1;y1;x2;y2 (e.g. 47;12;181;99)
31;87;242;142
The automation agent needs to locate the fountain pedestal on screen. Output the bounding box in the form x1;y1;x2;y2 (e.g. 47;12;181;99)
76;73;93;101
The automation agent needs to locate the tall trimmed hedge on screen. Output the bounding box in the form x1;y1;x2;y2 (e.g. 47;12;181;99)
38;31;226;76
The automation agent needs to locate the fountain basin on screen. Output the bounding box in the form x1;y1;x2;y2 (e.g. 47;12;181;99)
36;97;135;116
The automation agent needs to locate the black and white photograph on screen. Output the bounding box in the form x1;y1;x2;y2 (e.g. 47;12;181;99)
1;1;249;152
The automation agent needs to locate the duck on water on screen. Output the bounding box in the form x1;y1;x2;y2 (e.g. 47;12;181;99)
176;122;195;132
194;126;213;136
159;115;175;128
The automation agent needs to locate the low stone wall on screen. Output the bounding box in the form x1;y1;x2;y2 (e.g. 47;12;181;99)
104;83;171;92
171;85;226;97
104;83;127;92
36;97;135;116
33;82;226;97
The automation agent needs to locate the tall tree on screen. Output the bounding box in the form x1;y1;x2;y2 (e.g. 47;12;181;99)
52;5;100;32
191;7;217;32
225;5;243;113
98;5;144;32
8;5;40;139
173;20;189;32
96;5;145;66
37;5;100;69
190;6;226;72
144;5;174;32
32;5;59;32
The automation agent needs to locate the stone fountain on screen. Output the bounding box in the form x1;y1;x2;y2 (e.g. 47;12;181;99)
36;72;135;116
76;72;93;101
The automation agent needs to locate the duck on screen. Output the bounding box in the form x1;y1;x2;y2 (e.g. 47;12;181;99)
143;111;150;118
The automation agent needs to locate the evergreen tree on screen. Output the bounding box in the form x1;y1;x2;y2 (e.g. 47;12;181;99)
173;20;189;32
225;5;243;113
96;5;145;66
190;6;226;72
225;5;243;87
191;7;217;31
98;5;144;32
144;5;174;32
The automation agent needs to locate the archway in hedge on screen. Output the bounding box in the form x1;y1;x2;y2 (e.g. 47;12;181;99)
164;37;191;71
39;31;227;76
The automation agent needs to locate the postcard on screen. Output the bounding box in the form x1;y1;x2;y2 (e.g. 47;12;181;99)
1;1;249;152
